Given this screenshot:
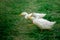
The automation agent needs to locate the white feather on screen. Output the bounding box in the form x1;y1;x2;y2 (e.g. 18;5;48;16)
29;17;56;29
31;13;46;18
20;12;32;19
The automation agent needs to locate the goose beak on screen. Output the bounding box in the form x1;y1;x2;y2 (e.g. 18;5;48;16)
28;13;33;18
28;15;32;19
19;14;22;16
29;16;31;19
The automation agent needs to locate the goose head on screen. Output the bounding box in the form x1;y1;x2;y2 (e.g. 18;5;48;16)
19;12;28;16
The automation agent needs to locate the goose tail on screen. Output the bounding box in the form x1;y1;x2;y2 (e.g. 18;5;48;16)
51;21;56;26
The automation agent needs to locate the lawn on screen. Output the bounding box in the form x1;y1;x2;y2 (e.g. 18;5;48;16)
0;0;60;40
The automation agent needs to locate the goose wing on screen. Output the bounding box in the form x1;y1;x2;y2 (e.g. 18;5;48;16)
32;13;46;18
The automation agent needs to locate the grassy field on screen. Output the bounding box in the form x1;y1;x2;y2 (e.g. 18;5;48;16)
0;0;60;40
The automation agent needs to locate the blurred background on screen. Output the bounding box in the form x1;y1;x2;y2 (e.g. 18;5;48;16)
0;0;60;40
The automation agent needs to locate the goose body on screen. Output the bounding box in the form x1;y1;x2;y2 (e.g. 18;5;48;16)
29;17;56;29
20;12;46;19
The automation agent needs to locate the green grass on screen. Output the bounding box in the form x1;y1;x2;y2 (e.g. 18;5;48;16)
0;0;60;40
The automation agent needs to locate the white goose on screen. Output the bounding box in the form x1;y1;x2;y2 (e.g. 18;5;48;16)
31;13;46;19
28;16;56;30
19;12;32;19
